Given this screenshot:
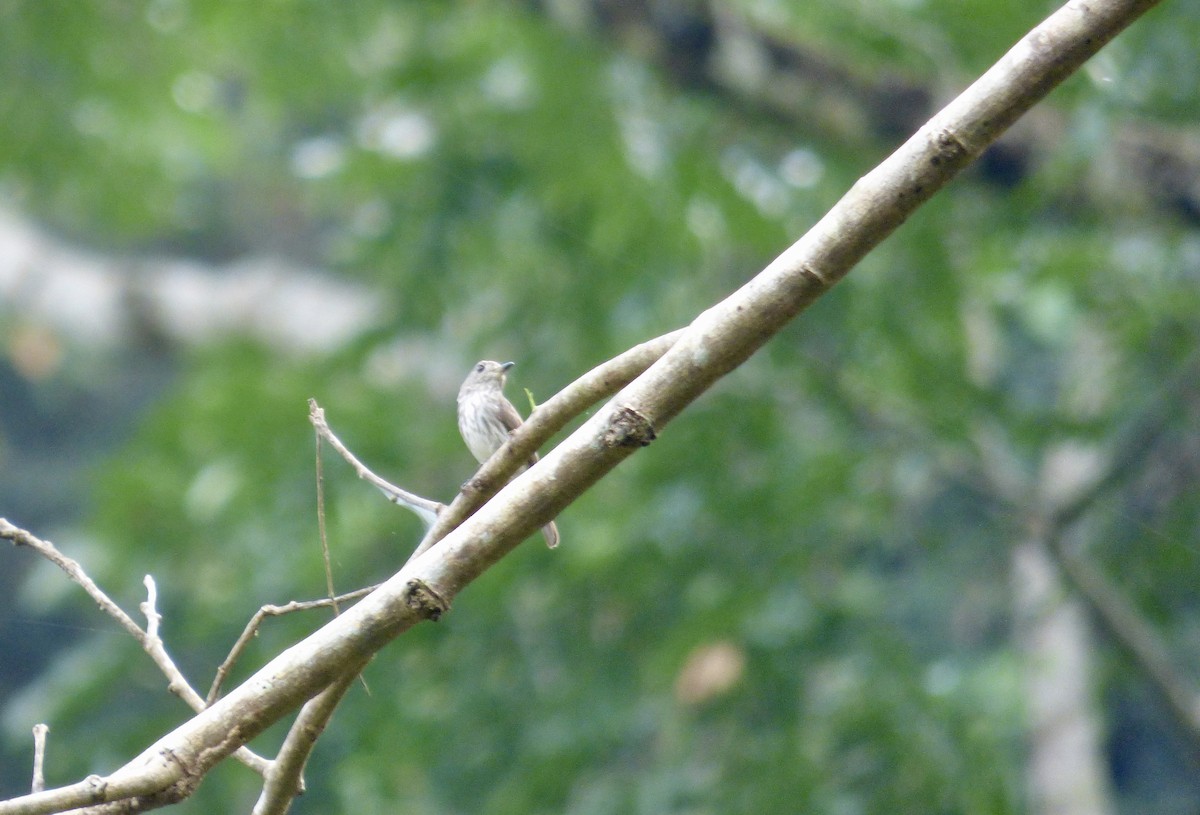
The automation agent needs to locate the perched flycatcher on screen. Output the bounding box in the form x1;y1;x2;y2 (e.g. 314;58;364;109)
457;360;559;548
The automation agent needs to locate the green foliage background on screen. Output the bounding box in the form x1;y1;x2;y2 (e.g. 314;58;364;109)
1;1;1198;813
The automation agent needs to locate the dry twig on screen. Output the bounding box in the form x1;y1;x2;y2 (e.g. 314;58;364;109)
0;519;272;779
207;588;377;705
30;725;48;794
307;400;442;528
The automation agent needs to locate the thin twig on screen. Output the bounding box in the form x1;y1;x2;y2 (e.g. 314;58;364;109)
206;587;377;705
30;725;47;794
308;400;442;528
140;576;161;641
1;519;273;778
2;519;145;641
314;433;339;617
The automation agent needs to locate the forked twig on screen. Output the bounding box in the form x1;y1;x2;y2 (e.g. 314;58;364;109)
206;587;377;705
0;519;273;777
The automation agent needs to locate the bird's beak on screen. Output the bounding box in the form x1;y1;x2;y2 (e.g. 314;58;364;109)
501;361;516;371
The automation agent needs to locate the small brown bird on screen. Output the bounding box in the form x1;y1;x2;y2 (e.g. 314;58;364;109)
457;360;559;548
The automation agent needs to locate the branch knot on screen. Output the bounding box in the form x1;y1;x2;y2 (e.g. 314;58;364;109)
602;405;657;448
930;127;972;164
404;579;449;621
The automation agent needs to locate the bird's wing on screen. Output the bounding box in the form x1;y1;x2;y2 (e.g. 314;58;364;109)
497;398;525;433
499;397;541;467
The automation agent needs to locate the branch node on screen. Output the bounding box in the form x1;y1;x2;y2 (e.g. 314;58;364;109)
602;405;657;448
461;476;487;496
930;126;973;164
798;264;830;287
84;773;108;801
403;579;449;621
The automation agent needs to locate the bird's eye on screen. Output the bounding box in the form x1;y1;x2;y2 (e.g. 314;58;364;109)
475;363;485;372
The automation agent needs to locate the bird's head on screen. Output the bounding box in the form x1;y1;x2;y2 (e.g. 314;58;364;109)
460;359;515;395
